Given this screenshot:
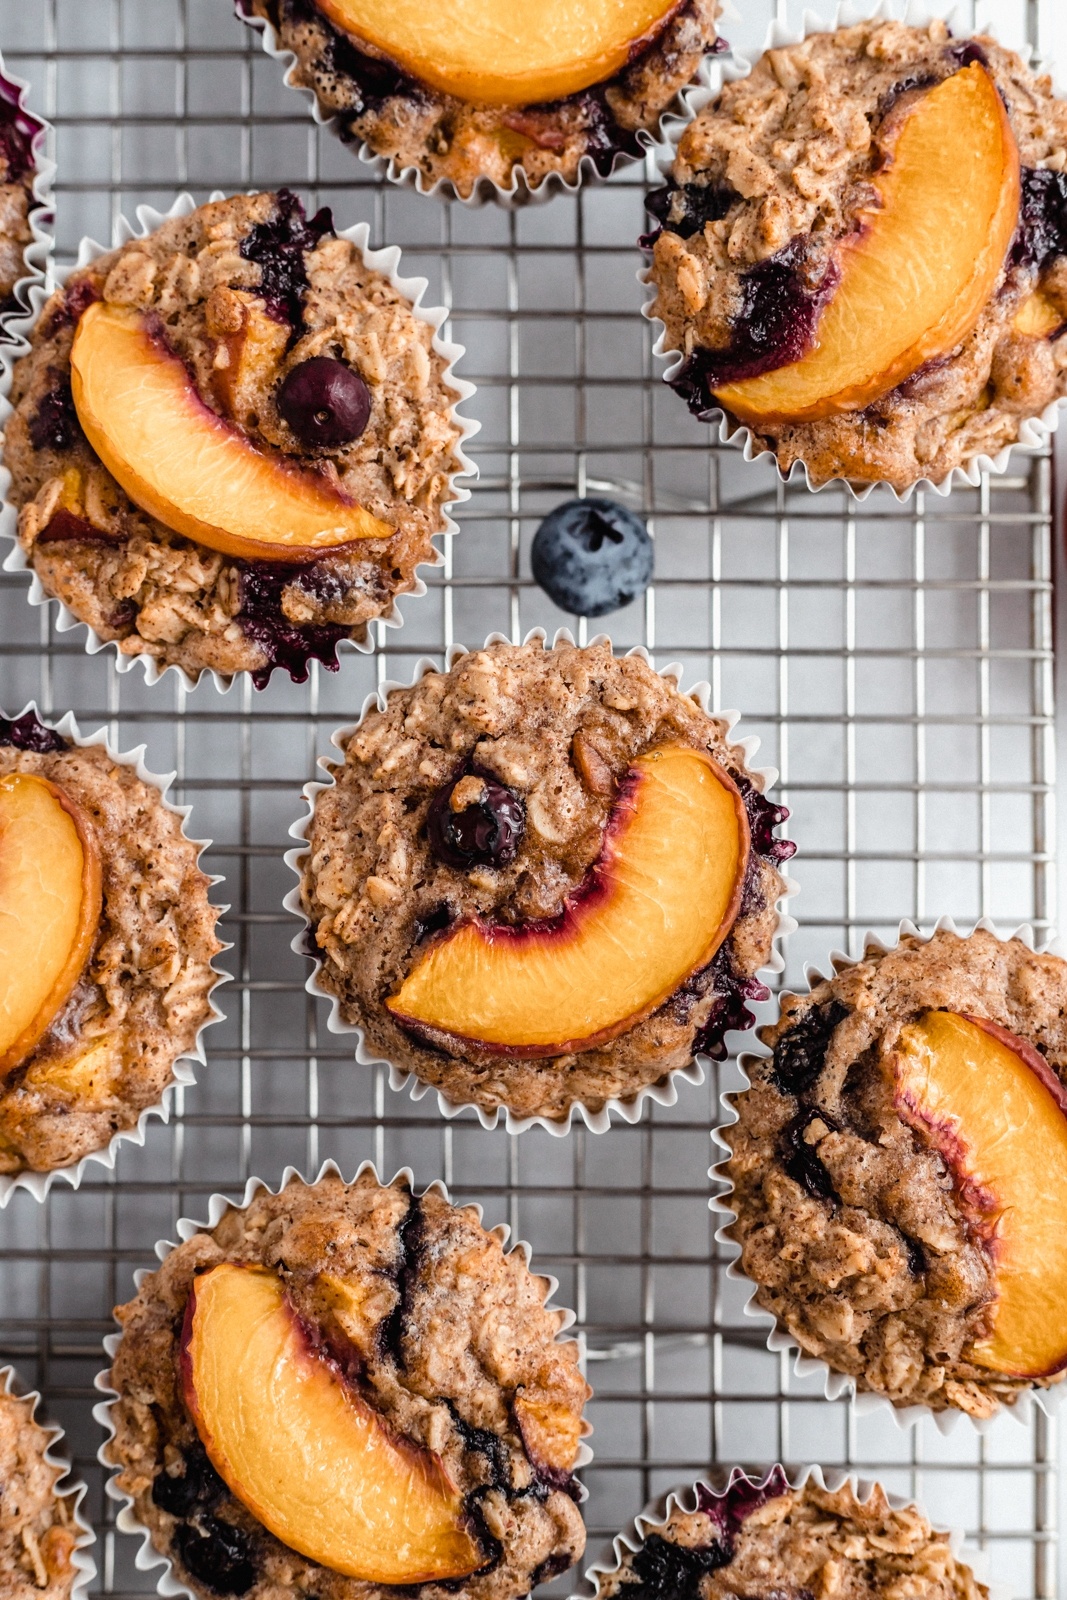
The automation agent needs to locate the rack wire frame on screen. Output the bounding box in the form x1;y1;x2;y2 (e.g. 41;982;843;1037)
0;0;1061;1595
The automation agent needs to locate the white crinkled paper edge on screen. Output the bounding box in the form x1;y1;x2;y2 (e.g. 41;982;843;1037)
710;914;1067;1434
0;1364;98;1596
0;50;55;341
238;1;733;207
0;189;479;692
0;702;230;1206
638;0;1067;502
92;1156;593;1600
283;626;799;1137
573;1463;1007;1600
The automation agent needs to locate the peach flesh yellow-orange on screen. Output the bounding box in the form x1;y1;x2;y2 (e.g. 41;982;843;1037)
713;64;1021;425
387;743;750;1057
317;0;684;107
0;773;102;1079
70;302;391;562
893;1008;1067;1379
181;1263;482;1583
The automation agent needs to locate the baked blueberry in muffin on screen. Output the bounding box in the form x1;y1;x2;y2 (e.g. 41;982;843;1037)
592;1469;987;1600
297;638;794;1124
103;1169;589;1600
3;191;468;684
0;65;44;324
644;21;1067;490
721;927;1067;1417
0;710;221;1179
240;0;722;198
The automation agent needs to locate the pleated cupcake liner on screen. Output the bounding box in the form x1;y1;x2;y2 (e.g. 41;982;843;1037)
710;914;1067;1434
575;1463;1007;1600
0;189;479;692
0;1364;98;1600
638;0;1066;502
92;1156;593;1600
0;51;56;341
0;702;229;1206
283;625;799;1136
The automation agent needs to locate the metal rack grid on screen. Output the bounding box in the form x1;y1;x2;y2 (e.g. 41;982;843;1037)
0;0;1061;1595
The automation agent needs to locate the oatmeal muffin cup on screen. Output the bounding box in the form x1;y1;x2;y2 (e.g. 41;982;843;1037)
714;918;1067;1427
95;1162;591;1600
0;1367;97;1600
0;704;225;1202
584;1465;995;1600
0;55;53;337
238;0;723;201
642;11;1067;495
288;631;797;1133
0;189;475;688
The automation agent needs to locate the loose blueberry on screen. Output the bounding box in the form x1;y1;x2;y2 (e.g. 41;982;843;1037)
277;357;371;447
426;770;525;871
151;1446;226;1518
173;1519;257;1597
531;498;653;618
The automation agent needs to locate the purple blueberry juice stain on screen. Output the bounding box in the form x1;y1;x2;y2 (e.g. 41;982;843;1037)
695;1465;791;1547
0;710;67;752
239;187;334;327
691;947;770;1062
0;74;39;183
236;561;349;689
620;1470;791;1598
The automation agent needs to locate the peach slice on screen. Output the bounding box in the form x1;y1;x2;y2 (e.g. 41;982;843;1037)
181;1263;483;1583
0;774;102;1079
318;0;682;107
386;743;749;1056
713;65;1020;425
893;1009;1067;1379
70;302;391;563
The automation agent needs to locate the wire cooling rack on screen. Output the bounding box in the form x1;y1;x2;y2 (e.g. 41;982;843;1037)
0;0;1063;1595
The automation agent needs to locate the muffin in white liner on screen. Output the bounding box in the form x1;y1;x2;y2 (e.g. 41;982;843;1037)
284;626;798;1136
0;1365;97;1600
639;0;1067;502
237;0;725;206
0;702;228;1206
0;52;54;341
711;915;1067;1434
578;1464;1003;1600
93;1158;593;1600
0;189;478;692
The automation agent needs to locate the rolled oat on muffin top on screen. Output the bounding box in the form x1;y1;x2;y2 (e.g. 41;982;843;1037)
0;710;222;1182
0;1379;87;1600
721;926;1067;1418
592;1468;987;1600
644;20;1067;491
103;1167;589;1600
297;637;794;1125
241;0;722;200
3;190;469;686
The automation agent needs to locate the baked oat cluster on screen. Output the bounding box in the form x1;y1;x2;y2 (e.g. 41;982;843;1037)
242;0;721;198
645;20;1067;489
596;1470;987;1600
0;1383;82;1600
299;638;793;1122
0;711;221;1177
105;1170;589;1600
3;190;465;684
0;73;40;319
722;927;1067;1416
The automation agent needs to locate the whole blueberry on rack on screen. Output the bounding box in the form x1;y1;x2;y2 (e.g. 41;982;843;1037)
530;497;653;617
277;356;371;447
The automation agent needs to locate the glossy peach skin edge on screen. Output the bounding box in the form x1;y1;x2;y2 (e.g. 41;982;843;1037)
386;746;751;1059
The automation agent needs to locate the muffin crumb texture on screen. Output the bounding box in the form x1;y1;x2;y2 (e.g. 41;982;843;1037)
724;928;1067;1414
647;20;1067;488
105;1171;589;1600
0;1387;81;1600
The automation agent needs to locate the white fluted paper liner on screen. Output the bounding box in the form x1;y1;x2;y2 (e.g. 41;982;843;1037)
0;1365;97;1598
0;190;478;692
639;0;1066;503
575;1463;1007;1600
238;2;728;207
92;1157;593;1600
0;702;230;1206
0;53;55;342
710;914;1067;1435
283;626;799;1136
